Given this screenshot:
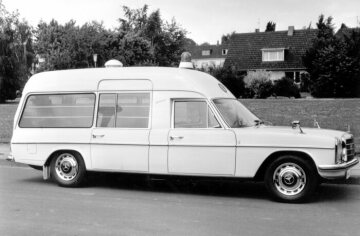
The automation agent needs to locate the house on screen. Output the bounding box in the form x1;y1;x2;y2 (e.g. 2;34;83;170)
224;27;317;82
187;42;229;70
335;25;360;38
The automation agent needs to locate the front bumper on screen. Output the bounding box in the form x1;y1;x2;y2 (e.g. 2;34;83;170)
318;157;359;179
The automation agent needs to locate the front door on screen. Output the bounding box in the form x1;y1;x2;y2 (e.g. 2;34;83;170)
168;100;236;176
91;92;151;172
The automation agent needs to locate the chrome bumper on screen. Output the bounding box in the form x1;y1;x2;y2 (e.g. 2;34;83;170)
318;157;359;179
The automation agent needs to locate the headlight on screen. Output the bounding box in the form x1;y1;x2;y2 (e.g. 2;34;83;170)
335;137;348;164
335;138;342;164
341;138;347;162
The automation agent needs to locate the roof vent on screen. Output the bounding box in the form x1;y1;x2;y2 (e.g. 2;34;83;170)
288;26;294;36
105;59;123;68
255;29;260;33
179;52;194;69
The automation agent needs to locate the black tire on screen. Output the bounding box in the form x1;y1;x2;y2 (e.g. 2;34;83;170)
264;155;319;203
50;151;86;187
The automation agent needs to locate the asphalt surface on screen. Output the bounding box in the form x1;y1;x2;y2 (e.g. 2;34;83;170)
1;163;360;236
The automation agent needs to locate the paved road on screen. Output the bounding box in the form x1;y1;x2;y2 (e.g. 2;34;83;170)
1;164;360;236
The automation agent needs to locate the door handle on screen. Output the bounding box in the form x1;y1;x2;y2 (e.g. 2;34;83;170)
92;134;105;138
170;136;184;141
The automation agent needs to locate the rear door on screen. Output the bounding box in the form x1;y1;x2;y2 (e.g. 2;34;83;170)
90;92;151;172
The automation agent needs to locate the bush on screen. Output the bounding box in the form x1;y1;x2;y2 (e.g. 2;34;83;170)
207;66;246;98
273;77;301;98
300;73;310;92
243;70;273;98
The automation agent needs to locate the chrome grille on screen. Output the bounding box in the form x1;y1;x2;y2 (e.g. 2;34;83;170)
346;138;355;161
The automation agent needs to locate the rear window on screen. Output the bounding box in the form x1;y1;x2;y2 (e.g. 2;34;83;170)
19;94;95;128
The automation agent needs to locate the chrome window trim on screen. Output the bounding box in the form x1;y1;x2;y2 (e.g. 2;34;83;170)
171;98;224;129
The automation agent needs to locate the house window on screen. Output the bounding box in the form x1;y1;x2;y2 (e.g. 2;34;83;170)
262;48;285;62
222;49;228;55
202;50;211;56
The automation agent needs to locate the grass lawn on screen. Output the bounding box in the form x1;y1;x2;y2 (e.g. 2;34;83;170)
0;99;359;151
0;102;18;142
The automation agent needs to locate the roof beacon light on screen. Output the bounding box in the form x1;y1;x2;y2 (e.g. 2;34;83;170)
105;59;123;68
179;52;194;69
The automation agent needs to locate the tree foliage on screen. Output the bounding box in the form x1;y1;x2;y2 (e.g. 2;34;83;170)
273;77;301;98
34;5;188;70
265;21;276;32
207;66;246;98
243;70;273;98
303;15;360;97
221;31;236;44
0;1;34;102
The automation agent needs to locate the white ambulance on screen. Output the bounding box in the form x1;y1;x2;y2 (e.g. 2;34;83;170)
8;61;358;202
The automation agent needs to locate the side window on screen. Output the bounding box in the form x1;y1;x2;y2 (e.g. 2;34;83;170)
97;93;150;128
174;101;220;128
116;93;150;128
97;94;116;127
19;94;95;128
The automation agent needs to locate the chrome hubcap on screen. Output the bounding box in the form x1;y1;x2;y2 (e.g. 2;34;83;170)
55;153;78;181
273;163;306;196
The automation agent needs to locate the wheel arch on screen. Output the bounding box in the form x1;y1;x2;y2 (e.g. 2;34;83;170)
254;150;317;181
44;149;86;169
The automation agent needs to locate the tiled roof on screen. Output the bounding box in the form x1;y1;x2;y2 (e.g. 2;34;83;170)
186;44;229;59
224;29;317;71
336;27;360;38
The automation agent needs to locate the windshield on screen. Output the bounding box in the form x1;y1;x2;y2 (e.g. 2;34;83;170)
213;99;259;128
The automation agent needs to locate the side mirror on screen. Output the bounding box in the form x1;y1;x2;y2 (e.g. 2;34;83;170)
291;120;304;134
291;120;300;128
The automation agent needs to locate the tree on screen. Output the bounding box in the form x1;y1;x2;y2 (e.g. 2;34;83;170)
221;31;236;44
265;21;276;32
117;5;188;66
32;4;188;71
208;66;246;98
303;15;360;97
0;1;34;102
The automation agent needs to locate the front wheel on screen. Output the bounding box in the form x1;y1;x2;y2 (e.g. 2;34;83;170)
264;155;319;203
50;152;86;187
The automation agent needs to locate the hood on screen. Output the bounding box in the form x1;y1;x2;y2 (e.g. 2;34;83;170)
233;125;351;149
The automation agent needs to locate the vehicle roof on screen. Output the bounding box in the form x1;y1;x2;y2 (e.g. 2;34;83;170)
23;67;234;99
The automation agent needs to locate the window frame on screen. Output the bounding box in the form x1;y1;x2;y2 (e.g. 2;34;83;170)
18;92;96;129
96;91;152;129
261;48;285;62
171;98;223;129
201;50;211;56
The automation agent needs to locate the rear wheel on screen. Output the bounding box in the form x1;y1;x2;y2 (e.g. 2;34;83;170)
265;155;319;203
50;152;86;187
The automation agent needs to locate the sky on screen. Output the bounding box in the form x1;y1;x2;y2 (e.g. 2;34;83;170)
2;0;360;44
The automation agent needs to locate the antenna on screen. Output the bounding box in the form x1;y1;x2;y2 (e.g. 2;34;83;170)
257;18;260;30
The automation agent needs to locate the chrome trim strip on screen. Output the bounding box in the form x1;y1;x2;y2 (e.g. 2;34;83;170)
237;145;334;150
318;158;359;171
11;142;334;150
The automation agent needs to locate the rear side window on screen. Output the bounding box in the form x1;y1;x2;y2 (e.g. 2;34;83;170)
97;93;150;128
19;94;95;128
